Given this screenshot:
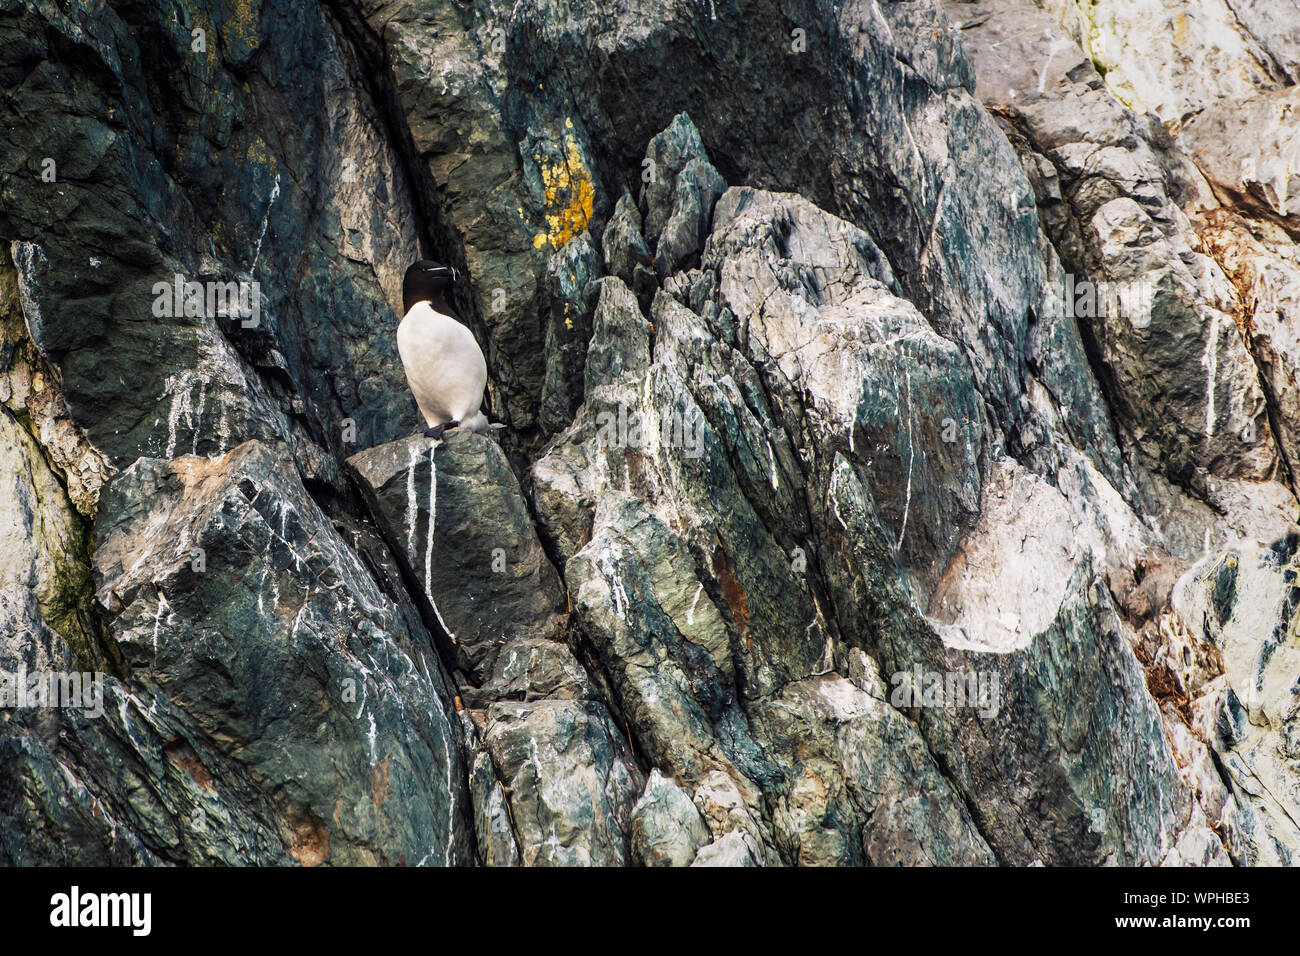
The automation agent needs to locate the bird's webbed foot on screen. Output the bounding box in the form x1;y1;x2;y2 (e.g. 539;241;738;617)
423;420;460;440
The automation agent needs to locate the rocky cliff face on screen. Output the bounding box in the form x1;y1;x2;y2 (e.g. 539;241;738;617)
1;0;1297;866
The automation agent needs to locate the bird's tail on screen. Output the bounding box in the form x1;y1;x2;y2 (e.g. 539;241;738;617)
461;410;490;433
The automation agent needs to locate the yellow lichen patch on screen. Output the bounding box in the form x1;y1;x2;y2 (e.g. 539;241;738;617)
245;136;277;173
532;131;594;250
228;0;260;49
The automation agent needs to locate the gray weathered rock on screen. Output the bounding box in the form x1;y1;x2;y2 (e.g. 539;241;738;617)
465;724;521;867
480;699;643;866
95;440;475;865
1172;536;1300;865
750;675;996;865
602;193;659;310
629;769;710;867
642;116;727;279
1181;87;1300;229
347;431;567;682
691;830;764;867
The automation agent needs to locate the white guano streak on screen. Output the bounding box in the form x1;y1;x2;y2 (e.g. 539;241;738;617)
1205;314;1219;438
896;370;915;552
424;442;436;599
423;440;460;645
152;590;170;662
686;582;704;626
251;174;281;271
406;442;419;557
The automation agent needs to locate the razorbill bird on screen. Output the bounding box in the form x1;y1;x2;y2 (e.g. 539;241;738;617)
397;259;489;439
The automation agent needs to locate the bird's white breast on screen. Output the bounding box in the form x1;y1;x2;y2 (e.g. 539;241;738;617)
396;302;488;426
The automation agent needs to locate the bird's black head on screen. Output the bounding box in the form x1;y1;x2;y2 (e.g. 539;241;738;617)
403;259;461;314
